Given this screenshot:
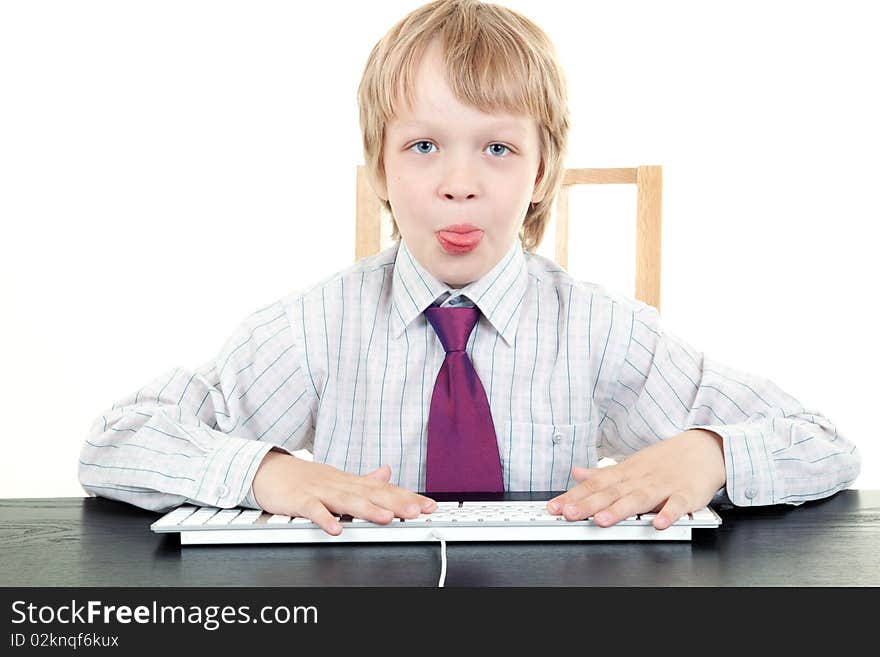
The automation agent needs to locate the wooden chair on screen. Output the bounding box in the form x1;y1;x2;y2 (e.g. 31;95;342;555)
355;165;663;312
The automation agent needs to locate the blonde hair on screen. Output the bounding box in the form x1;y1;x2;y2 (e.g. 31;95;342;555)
357;0;570;252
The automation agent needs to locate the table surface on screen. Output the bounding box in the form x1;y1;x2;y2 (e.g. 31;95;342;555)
2;490;878;586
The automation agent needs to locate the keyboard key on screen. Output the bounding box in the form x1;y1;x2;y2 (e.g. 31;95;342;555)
185;507;221;525
690;508;717;523
206;509;242;525
230;510;263;525
152;505;198;528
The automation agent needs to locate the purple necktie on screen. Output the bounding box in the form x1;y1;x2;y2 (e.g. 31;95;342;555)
424;306;504;492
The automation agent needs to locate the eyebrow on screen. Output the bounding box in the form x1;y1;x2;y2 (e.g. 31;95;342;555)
395;118;527;136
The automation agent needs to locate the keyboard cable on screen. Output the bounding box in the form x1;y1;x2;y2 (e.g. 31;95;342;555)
429;530;447;587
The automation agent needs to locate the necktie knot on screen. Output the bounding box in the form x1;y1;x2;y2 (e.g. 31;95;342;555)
424;306;478;353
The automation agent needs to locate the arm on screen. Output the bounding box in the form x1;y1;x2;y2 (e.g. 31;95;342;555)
78;300;317;512
78;297;437;532
549;301;861;527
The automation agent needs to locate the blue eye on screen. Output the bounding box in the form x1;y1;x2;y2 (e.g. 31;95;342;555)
407;141;512;157
410;141;437;154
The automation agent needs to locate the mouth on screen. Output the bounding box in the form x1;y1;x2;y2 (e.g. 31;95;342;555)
436;224;483;255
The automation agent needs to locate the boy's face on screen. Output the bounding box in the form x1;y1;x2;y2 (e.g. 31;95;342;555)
376;41;544;288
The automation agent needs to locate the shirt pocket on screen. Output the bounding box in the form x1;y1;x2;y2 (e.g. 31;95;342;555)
501;421;597;492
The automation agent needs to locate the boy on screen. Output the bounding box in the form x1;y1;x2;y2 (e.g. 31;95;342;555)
79;0;860;536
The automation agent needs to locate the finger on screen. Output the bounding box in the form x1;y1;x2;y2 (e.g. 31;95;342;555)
571;465;601;483
299;496;343;536
554;466;605;511
364;464;392;481
327;489;396;524
355;467;436;516
590;485;665;527
653;492;691;530
547;468;619;513
364;483;435;518
418;495;438;513
562;480;639;522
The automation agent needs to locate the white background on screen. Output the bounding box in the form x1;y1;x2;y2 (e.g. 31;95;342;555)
1;0;876;499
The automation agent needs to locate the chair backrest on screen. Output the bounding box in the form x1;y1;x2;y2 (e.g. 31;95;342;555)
355;164;662;312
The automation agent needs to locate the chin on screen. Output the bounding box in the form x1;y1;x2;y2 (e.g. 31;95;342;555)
439;264;484;287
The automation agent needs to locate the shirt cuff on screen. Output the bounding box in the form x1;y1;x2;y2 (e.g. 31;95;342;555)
239;445;295;509
690;424;773;507
191;437;289;509
240;486;262;510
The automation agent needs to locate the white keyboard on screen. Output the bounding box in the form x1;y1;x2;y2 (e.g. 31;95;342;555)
151;501;722;543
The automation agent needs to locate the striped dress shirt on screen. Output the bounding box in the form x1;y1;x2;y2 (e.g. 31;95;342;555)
79;238;861;512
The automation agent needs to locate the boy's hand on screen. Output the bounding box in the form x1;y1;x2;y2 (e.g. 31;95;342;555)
547;429;726;530
251;451;437;535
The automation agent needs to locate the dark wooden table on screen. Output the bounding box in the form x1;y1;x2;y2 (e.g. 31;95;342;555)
2;490;878;586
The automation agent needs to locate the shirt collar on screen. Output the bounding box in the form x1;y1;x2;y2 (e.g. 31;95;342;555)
391;237;528;347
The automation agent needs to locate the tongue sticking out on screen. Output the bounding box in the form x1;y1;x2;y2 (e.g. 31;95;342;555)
438;230;483;247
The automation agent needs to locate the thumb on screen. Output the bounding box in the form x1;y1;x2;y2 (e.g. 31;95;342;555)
364;464;392;482
571;465;599;483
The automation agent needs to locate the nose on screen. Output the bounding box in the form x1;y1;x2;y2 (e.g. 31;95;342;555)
438;157;479;201
442;188;476;201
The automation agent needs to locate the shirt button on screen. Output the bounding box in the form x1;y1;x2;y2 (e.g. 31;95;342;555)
449;296;461;305
552;432;562;445
745;487;757;500
215;484;229;499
